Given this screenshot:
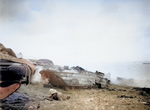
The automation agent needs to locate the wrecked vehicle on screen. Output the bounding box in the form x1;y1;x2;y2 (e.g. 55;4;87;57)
32;59;110;88
39;69;109;88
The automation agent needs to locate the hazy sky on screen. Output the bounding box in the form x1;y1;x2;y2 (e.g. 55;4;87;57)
0;0;150;72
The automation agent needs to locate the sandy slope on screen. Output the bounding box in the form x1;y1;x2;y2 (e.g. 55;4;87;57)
1;84;150;110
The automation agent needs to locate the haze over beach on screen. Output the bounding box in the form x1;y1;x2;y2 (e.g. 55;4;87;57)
0;0;150;81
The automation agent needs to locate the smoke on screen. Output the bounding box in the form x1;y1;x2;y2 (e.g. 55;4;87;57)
95;61;150;88
31;66;43;83
111;78;150;88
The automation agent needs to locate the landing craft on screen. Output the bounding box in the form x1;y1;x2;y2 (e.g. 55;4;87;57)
33;59;110;89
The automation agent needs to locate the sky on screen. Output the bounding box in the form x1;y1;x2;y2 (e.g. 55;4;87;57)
0;0;150;79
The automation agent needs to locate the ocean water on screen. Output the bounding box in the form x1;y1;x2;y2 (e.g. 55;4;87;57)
92;61;150;79
94;61;150;87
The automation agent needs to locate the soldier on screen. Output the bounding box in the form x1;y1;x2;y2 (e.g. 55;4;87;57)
49;89;70;101
0;43;36;99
